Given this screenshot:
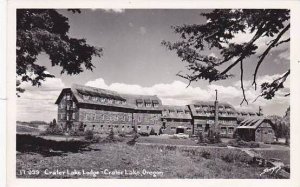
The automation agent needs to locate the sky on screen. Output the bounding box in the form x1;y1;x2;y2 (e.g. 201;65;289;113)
16;9;290;122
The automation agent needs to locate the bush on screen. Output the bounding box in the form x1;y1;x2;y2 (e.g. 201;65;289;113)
169;135;179;139
127;133;139;146
207;131;221;144
158;127;163;135
149;128;156;135
139;132;149;136
103;128;117;143
221;152;235;163
197;131;204;143
84;130;94;140
228;139;260;148
201;151;211;159
69;130;85;136
42;124;64;136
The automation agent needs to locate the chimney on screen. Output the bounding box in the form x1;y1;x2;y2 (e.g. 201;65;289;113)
214;89;219;132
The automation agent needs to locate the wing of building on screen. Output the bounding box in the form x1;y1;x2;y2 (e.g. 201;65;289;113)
55;84;261;138
236;117;275;143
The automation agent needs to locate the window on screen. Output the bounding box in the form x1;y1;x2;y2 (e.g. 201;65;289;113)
221;127;227;134
146;126;149;130
171;127;176;130
83;95;89;100
138;116;141;122
152;100;159;107
66;115;70;121
66;94;71;100
72;113;75;119
197;124;202;128
228;127;234;134
137;126;141;130
114;125;119;128
72;102;76;108
187;127;191;131
268;130;273;134
92;125;95;130
136;99;143;107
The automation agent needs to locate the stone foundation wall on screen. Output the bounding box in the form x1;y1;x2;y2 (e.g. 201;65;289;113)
163;120;193;135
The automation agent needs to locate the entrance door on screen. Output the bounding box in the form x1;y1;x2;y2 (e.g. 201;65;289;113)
176;127;184;134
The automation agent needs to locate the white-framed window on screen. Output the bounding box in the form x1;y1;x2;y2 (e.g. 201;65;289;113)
72;113;75;119
66;115;70;121
137;126;141;131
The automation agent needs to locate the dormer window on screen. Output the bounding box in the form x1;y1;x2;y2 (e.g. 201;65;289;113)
144;99;152;107
83;95;89;100
136;99;143;107
152;100;159;107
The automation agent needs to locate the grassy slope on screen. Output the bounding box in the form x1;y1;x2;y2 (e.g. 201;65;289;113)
16;141;271;179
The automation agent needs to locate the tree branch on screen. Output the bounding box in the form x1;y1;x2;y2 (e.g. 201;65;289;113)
252;24;290;89
220;24;266;76
240;60;248;105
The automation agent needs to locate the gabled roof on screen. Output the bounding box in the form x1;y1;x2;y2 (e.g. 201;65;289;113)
55;88;71;104
188;101;237;117
237;117;273;129
162;105;192;120
56;84;163;111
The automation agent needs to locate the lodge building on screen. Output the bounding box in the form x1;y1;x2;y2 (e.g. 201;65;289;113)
55;84;261;138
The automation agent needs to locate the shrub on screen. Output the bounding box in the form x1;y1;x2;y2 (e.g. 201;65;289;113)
149;128;156;135
139;132;149;136
158;127;163;135
127;133;139;146
84;130;94;140
221;152;235;163
103;128;117;143
228;139;260;148
42;124;64;136
69;129;85;136
197;131;204;143
207;130;222;144
92;134;101;143
201;151;211;159
169;135;179;139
